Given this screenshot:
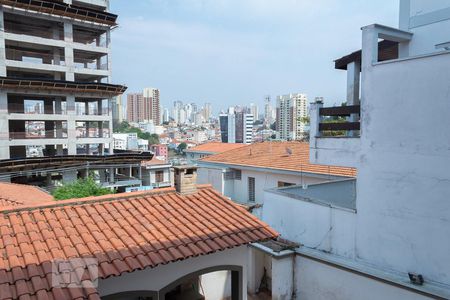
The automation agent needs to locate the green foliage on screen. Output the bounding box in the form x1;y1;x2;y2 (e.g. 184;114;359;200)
321;116;347;137
299;116;310;125
52;177;113;200
177;142;187;153
115;121;160;145
253;120;263;125
270;122;277;130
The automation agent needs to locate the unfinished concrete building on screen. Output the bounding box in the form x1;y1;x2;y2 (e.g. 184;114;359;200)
0;0;126;159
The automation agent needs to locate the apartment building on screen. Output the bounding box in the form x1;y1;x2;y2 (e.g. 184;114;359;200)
143;87;160;125
0;0;126;159
276;93;308;140
126;93;143;123
219;111;253;144
126;87;160;124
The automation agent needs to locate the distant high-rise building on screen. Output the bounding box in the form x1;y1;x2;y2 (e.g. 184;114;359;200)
127;88;160;124
203;103;212;121
219;112;253;144
163;108;170;123
250;103;259;122
127;93;144;123
276;93;308;140
264;96;274;126
143;88;161;125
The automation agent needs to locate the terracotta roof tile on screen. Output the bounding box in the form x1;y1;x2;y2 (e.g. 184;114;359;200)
0;184;53;209
201;141;357;177
186;142;247;154
0;186;277;299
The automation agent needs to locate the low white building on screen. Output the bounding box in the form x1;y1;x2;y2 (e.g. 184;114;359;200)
197;141;356;218
141;157;172;189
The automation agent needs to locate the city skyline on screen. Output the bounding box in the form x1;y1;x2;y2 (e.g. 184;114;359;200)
111;0;397;111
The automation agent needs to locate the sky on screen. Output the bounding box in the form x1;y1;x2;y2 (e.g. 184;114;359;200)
110;0;399;114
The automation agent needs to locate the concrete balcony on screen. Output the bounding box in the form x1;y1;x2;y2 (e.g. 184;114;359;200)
309;102;361;168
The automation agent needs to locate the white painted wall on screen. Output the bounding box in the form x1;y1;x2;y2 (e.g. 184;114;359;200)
262;191;356;259
200;271;231;299
309;5;450;294
356;50;450;285
296;256;432;300
400;0;450;55
98;246;248;298
198;164;333;205
271;256;294;300
197;166;224;194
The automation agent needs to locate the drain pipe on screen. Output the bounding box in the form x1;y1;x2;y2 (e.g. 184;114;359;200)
291;253;297;299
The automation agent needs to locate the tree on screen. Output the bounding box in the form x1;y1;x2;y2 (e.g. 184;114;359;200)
148;134;160;145
177;142;187;154
52;177;113;200
115;121;160;145
270;122;277;130
115;121;130;133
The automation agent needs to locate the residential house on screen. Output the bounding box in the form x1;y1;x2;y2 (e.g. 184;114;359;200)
185;142;247;163
197;141;356;216
0;168;277;300
141;157;172;189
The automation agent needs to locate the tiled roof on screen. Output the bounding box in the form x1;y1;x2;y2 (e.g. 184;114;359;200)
186;142;247;154
141;157;170;166
0;186;277;300
201;141;357;177
0;183;53;208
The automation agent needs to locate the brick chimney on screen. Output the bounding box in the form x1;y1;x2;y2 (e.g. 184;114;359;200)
173;165;198;195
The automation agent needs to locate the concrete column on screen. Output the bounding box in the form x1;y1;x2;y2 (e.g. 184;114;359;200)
55;97;62;114
271;256;294;300
346;61;360;106
53;28;61;67
64;23;75;81
62;170;77;183
309;101;323;140
0;92;9;159
109;167;115;184
0;7;6;77
361;26;379;69
98;121;103;138
98;99;102;115
56;145;64;155
346;61;361;137
108;120;114;154
45;121;55;138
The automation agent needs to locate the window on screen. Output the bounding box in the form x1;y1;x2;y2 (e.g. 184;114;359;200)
155;170;164;183
278;181;295;188
248;177;255;202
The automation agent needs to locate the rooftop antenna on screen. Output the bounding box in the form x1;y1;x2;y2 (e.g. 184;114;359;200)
285;147;292;156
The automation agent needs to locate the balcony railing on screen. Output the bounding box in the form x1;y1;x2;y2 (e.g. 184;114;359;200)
318;105;360;136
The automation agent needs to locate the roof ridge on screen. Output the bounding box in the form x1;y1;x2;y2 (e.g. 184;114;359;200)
0;187;177;214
